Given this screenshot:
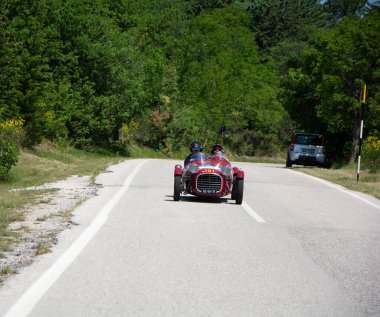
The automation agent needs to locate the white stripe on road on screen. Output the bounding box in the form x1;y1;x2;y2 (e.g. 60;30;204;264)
289;170;380;211
242;201;266;223
4;160;147;317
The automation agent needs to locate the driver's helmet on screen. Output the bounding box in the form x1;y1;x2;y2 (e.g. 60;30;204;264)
189;141;203;153
211;144;224;155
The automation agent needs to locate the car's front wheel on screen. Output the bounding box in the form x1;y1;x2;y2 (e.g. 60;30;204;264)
231;175;237;200
174;175;181;201
235;178;244;205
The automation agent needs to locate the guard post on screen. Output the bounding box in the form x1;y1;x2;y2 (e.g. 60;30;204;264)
357;84;367;182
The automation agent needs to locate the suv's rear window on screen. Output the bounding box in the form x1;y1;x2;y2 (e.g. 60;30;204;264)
295;134;322;146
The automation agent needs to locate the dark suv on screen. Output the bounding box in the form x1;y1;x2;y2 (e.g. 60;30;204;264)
286;133;326;167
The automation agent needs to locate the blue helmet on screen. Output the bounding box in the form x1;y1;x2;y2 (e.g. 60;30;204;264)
189;141;203;152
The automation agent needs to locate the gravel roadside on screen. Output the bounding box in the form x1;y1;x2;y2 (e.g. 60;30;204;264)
0;175;100;284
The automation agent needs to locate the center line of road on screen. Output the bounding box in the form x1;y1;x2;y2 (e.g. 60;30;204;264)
4;159;147;317
242;201;266;223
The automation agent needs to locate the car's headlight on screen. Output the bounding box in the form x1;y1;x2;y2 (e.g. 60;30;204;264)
188;164;199;173
221;165;232;176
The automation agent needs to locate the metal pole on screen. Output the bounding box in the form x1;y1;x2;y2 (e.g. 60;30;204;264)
356;84;366;182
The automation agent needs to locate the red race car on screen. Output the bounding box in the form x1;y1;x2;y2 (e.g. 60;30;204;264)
173;155;244;204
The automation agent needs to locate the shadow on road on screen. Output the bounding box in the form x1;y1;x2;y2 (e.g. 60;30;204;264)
164;195;230;204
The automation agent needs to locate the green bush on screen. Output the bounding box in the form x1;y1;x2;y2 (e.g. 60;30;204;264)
0;119;24;180
0;140;19;180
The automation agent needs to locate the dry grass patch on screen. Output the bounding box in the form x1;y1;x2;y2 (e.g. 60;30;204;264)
2;144;123;190
296;166;380;199
0;142;124;252
35;243;51;256
1;265;15;276
0;190;53;252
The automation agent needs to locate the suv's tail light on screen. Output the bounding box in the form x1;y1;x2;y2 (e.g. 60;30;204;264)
290;144;295;151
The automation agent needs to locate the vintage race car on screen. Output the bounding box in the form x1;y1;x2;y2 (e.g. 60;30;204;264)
173;155;244;204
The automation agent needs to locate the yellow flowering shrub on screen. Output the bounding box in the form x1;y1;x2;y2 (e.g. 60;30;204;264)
366;135;380;151
119;120;139;143
362;135;380;173
0;119;25;130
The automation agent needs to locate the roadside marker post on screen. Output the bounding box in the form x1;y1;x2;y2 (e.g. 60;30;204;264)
357;84;367;182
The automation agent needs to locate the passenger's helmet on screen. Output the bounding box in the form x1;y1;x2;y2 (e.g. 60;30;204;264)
211;144;224;155
190;141;203;152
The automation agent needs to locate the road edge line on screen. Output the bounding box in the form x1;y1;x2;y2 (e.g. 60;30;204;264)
4;160;147;317
287;169;380;211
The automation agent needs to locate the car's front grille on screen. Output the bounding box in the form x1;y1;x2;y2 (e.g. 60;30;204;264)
196;174;222;193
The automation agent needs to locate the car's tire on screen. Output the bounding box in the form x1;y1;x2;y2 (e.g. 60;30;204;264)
323;161;332;169
286;156;293;168
174;175;181;201
231;175;237;200
235;178;244;205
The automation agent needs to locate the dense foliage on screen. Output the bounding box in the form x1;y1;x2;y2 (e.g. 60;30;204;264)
281;6;380;161
0;0;379;162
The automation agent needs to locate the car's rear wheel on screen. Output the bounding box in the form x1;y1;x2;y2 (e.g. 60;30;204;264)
235;178;244;205
174;175;181;201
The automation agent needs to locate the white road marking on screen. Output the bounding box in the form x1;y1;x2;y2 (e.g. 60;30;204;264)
242;201;266;223
4;160;147;317
289;169;380;211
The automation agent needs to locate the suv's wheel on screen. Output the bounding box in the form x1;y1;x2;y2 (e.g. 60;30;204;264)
286;156;293;168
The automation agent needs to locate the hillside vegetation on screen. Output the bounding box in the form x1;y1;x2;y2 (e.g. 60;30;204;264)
0;0;379;175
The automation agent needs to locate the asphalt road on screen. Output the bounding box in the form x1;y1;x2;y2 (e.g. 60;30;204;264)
1;159;380;317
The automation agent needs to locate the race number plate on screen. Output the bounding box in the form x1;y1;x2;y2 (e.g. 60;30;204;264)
201;189;217;194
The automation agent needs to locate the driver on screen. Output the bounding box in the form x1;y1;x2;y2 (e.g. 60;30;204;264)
211;144;225;156
184;141;208;166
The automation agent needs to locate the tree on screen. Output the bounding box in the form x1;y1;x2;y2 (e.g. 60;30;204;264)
167;5;288;155
186;0;233;15
244;0;327;50
322;0;371;21
284;8;380;162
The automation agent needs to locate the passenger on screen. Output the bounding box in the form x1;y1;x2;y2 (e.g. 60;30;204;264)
184;141;208;166
211;144;225;157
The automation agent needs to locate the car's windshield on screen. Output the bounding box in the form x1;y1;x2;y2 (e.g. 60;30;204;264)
208;155;229;166
185;153;209;167
186;155;230;168
189;153;208;160
296;134;322;146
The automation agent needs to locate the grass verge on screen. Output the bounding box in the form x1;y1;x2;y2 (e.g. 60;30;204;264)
0;142;124;252
1;143;124;189
0;190;45;252
292;164;380;200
